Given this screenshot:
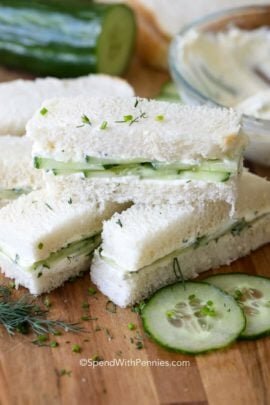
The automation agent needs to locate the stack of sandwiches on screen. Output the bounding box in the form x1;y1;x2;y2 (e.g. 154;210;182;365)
0;83;270;306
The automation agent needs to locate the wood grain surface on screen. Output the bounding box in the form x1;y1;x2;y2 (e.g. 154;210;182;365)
0;59;269;405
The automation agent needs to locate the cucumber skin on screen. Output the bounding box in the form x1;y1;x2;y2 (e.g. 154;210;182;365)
204;272;270;341
141;281;246;355
0;0;135;77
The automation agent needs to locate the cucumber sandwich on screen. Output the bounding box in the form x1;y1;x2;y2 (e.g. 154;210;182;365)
0;185;126;295
0;74;134;136
0;136;43;207
91;172;270;307
27;97;247;207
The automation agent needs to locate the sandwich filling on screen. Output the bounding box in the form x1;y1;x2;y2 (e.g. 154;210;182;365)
0;187;32;201
34;156;241;183
0;233;101;277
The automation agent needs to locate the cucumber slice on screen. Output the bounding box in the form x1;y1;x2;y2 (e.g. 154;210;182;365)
35;156;231;182
86;156;147;165
34;157;104;172
156;81;181;102
141;281;245;354
0;187;31;200
152;159;237;173
177;170;230;182
32;234;101;271
205;274;270;339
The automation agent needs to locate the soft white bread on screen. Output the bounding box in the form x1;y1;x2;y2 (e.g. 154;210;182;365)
98;0;270;69
0;136;42;191
0;74;134;136
0;185;125;267
0;251;91;296
27;96;244;162
91;172;270;306
47;171;238;212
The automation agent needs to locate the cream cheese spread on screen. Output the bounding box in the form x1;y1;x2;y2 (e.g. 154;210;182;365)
178;27;270;119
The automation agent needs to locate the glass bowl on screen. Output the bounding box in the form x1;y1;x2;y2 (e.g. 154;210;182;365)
169;5;270;166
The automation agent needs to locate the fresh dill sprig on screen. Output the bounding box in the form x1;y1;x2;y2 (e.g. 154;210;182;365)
77;114;92;128
100;120;108;130
115;111;148;126
0;293;84;336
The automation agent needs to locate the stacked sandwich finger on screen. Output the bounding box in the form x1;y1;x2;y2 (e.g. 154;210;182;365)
1;83;270;307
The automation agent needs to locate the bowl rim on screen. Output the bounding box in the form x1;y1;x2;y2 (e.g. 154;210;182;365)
169;4;270;127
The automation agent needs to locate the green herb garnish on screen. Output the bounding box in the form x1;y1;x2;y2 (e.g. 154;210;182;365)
173;257;186;290
193;235;207;249
115;111;147;126
116;219;123;228
77;114;92;128
135;341;144;350
44;203;53;211
32;334;48;346
115;115;133;123
231;219;249;236
128;323;136;330
40;107;48;116
155;114;164;121
43;296;52;308
72;344;81;353
81;315;90;321
100;121;108;130
14;254;20;264
68;198;73;205
0;291;84;336
131;301;145;315
81;302;89;310
88;287;97;296
59;369;72;377
38;243;44;250
105;328;113;341
50;341;59;348
92;355;103;362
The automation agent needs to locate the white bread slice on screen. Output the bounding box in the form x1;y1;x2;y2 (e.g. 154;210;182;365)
91;172;270;306
0;74;134;136
47;171;238;211
27;96;244;162
0;251;91;296
98;0;269;69
0;136;43;206
0;136;42;189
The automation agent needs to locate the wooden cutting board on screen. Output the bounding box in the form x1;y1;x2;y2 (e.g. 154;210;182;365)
0;60;269;405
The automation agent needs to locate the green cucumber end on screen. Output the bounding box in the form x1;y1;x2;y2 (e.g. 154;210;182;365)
98;5;136;75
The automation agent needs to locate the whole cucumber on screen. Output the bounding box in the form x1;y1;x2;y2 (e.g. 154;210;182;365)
0;0;136;77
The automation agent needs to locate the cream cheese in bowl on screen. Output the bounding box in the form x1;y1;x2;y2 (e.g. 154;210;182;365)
170;12;270;167
176;27;270;117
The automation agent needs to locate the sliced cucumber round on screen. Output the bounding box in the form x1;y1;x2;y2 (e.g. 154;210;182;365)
205;273;270;339
141;281;245;354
